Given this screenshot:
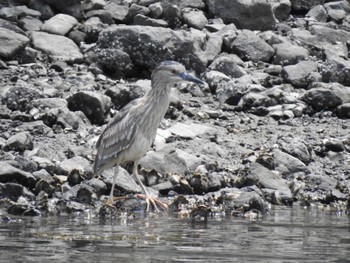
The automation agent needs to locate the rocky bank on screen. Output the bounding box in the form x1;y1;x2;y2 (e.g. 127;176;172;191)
0;0;349;219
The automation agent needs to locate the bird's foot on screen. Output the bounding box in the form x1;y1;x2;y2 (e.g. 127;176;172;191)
136;194;168;213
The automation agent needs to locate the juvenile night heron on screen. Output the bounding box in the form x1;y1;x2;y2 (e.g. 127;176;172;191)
93;61;204;212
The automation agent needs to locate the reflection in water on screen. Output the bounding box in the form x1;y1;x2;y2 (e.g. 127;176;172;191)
0;206;349;262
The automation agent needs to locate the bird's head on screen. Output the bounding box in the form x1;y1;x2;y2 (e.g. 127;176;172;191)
152;61;204;87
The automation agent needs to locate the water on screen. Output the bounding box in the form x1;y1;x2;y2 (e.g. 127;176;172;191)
0;206;349;263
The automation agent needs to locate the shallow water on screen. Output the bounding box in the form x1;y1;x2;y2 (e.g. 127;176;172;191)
0;206;349;263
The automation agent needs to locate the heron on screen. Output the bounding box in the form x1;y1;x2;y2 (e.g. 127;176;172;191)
93;61;204;212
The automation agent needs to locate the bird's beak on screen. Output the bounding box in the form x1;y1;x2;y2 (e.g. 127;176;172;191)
179;72;204;85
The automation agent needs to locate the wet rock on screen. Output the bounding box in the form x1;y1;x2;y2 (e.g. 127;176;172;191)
0;182;35;201
207;0;276;30
301;88;342;112
66;91;111;125
7;204;41;216
76;185;96;204
0;162;36;188
84;178;107;196
41;13;79;35
31;31;83;62
281;61;318;88
273;43;309;65
229;30;275;63
4;132;33;152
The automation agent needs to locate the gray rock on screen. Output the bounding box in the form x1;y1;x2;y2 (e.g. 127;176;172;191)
281;60;318;88
0;161;36;188
290;0;325;11
229;30;275;63
182;9;208;30
321;52;350;86
273;43;309;65
149;2;163;18
66;91;111;125
98;25;206;74
31;31;83;62
42;0;82;19
309;82;350;104
203;70;231;94
84;178;107;196
166;122;217;139
101;167;142;193
85;10;114;25
269;0;291;21
324;138;345;152
5;132;33;152
324;0;350;22
133;14;168;27
273;148;310;177
306;5;328;22
28;0;55;20
337;103;350;119
0;5;41;20
301;88;342;111
140;146;204;175
127;3;150;21
209;54;246;78
41;14;79;35
0;27;30;59
0;182;35;201
278;136;313;164
207;0;276;30
19;16;43;32
104;3;129;22
57;156;90;176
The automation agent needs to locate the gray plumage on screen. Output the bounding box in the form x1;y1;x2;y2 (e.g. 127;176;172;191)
93;61;203;210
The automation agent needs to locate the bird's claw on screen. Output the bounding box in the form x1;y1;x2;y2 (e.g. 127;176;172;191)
136;194;168;213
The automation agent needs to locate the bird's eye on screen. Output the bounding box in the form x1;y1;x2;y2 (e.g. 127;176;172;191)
171;69;177;74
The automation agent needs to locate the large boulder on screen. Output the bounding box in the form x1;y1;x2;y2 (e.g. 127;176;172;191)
97;25;207;74
207;0;276;31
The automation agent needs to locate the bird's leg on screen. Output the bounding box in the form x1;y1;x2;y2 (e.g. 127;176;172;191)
105;166;119;206
133;161;168;212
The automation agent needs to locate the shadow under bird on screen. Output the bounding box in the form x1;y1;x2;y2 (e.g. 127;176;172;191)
93;61;204;212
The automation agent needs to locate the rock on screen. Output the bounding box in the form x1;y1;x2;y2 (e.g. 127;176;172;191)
337;103;350;119
301;88;342;112
57;156;91;176
0;182;34;201
209;54;246;78
19;16;43;32
31;31;83;62
236;163;293;205
0;162;36;188
324;0;350;22
101;167;142;193
278;136;313;164
4;132;33;152
229;30;275;63
290;0;326;11
207;0;276;30
273;148;310;177
149;2;163;18
306;5;328;22
133;14;168;27
66;91;111;125
98;25;206;74
323;138;345;152
281;61;318;88
0;27;30;59
140;146;204;175
273;43;309;65
42;0;82;19
182;9;208;30
3;85;42;112
41;13;79;35
166;122;217;139
85;10;114;25
103;3;129;23
0;5;41;21
270;0;291;21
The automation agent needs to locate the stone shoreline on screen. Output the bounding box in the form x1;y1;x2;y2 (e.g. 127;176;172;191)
0;0;349;218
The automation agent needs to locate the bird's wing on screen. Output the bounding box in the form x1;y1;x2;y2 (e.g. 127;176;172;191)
93;100;140;174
